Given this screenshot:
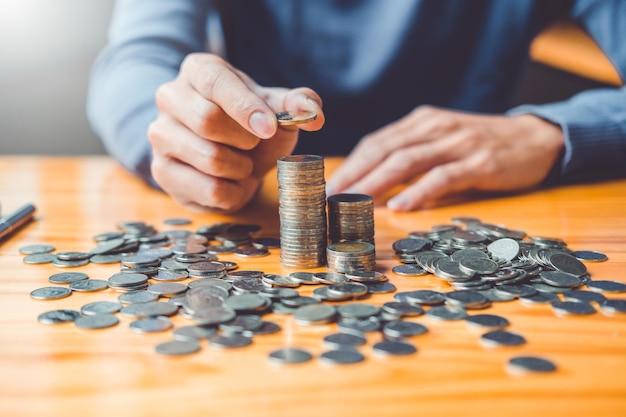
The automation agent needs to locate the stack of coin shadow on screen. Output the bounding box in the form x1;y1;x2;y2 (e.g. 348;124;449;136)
277;155;327;268
327;193;375;245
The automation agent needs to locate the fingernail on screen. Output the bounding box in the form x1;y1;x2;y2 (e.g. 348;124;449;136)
306;97;319;110
387;195;410;211
249;111;276;139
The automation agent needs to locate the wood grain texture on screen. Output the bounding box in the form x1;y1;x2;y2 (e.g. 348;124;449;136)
1;156;625;417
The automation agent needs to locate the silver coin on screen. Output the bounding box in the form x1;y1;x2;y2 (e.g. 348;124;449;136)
90;237;126;255
445;290;491;309
397;290;446;306
219;315;263;333
312;286;352;302
586;280;626;293
293;304;336;325
548;252;587;277
130;317;173;333
117;290;159;305
163;218;192;225
345;270;387;283
81;301;122;316
487;238;520;261
480;330;526;347
120;301;179;318
507;356;557;374
561;290;606;304
540;270;582;288
224;293;267;312
193;306;237;325
48;272;89;284
23;253;56;264
19;244;56;255
337;316;382;333
268;347;313;364
392;264;428;276
599;299;626;314
276;110;317;125
262;274;301;288
30;286;72;300
326;282;369;298
551;301;596;316
148;282;188;297
153;270;188;282
69;279;109;292
518;291;559;305
52;257;90;268
364;281;397;294
243;320;281;337
494;284;536;298
372;340;417;357
108;272;149;287
90;253;125;264
56;251;91;261
155;340;201;356
37;309;81;324
465;314;510;330
572;250;608;262
336;303;380;319
459;257;499;275
323;332;367;350
479;289;518;302
74;314;119;330
382;301;424;317
173;325;217;341
383;321;428;338
208;333;252;349
319;349;365;365
426;305;467;321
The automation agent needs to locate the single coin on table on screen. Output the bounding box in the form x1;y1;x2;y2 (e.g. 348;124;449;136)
268;348;314;365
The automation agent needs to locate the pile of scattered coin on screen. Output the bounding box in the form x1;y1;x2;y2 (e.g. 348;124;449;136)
23;211;626;371
277;155;327;268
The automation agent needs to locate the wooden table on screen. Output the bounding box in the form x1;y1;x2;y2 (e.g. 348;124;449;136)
1;156;625;417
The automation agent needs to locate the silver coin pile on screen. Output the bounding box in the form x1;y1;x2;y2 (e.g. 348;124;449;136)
327;193;375;245
277;155;327;268
327;241;376;273
23;215;626;370
391;217;622;307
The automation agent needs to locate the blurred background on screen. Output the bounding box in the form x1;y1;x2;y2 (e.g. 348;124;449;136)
0;1;619;156
0;0;114;154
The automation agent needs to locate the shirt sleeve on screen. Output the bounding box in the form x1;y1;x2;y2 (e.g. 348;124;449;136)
508;0;626;185
86;0;210;186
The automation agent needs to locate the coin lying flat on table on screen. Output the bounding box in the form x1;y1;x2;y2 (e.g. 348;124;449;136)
37;309;81;324
276;110;317;125
268;347;314;365
507;356;557;375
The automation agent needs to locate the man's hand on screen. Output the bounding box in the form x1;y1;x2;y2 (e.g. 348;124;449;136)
148;53;324;212
327;106;564;211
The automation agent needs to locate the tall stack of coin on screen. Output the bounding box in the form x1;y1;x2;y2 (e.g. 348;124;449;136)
277;155;327;268
327;193;375;245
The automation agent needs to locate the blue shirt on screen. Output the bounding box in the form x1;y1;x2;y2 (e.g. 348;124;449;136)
87;0;626;186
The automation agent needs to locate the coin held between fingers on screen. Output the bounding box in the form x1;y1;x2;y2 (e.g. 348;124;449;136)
276;110;317;126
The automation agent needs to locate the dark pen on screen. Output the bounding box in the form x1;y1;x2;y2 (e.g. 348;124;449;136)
0;203;36;241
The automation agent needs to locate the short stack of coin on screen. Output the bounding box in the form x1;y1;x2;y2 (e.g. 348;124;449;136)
327;241;376;273
277;155;327;268
327;193;375;245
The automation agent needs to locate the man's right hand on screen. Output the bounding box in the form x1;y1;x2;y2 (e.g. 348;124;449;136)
148;53;324;212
